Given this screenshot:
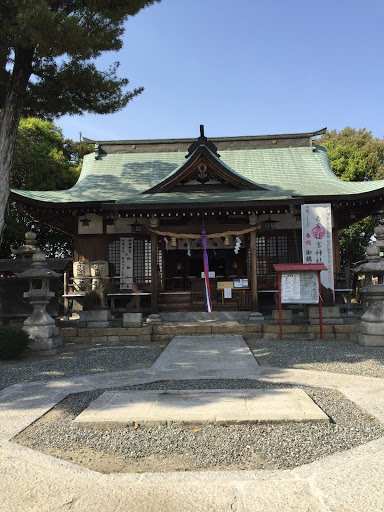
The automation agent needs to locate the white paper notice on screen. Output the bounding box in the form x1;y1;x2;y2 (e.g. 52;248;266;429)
281;273;301;301
224;288;232;299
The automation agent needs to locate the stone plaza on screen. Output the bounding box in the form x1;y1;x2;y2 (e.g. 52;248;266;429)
1;334;384;511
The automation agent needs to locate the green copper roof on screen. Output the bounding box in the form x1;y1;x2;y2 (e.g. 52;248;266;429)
11;145;384;207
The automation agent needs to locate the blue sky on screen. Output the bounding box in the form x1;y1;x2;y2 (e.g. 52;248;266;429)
58;0;384;142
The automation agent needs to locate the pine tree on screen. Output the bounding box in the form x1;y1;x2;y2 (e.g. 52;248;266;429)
0;0;160;244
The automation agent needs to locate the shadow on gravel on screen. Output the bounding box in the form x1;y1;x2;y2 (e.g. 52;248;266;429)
2;338;384;415
13;378;384;473
0;342;163;392
247;339;384;378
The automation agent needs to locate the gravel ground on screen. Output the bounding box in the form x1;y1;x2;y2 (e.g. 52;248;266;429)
15;379;384;473
2;338;383;393
247;339;384;378
0;342;163;391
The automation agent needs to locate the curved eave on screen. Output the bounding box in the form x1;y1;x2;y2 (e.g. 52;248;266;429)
107;187;384;210
9;191;113;209
11;184;384;212
105;198;295;211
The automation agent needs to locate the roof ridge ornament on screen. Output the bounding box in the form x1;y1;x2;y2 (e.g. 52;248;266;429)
186;124;221;158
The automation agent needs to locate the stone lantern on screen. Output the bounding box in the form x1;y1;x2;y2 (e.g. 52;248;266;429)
353;229;384;346
11;230;39;259
17;250;63;352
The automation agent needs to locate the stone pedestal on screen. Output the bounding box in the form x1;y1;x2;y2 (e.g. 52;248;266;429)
79;309;111;328
146;314;162;325
272;309;292;325
23;294;63;351
248;312;265;323
358;286;384;346
123;312;143;328
306;305;343;325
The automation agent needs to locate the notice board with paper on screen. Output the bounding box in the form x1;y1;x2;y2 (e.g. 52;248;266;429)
281;271;319;304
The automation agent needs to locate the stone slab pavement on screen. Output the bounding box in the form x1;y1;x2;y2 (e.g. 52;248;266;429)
1;334;384;511
151;335;259;373
74;388;328;426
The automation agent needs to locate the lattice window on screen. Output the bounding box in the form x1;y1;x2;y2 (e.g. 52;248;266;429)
109;238;163;288
255;233;298;288
108;240;120;276
158;245;163;287
144;240;151;285
134;239;144;286
256;236;267;285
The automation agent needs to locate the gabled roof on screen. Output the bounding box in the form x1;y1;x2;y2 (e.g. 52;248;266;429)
142;144;266;193
10;130;384;209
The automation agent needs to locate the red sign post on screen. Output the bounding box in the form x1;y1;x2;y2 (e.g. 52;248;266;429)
274;263;327;340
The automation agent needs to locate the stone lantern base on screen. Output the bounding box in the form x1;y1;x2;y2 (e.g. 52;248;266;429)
23;305;64;352
358;303;384;347
27;336;64;352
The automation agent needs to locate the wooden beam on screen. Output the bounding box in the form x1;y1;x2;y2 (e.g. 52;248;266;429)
250;228;259;311
151;231;158;314
150;223;250;234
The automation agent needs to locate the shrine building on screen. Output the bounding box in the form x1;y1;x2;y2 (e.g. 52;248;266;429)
10;127;384;315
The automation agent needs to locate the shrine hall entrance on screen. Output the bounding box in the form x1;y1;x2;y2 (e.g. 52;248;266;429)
160;247;249;310
164;248;248;291
106;232;298;312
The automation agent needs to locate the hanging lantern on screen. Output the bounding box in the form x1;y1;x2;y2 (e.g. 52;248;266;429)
105;216;115;226
262;216;278;230
80;215;92;227
131;220;142;233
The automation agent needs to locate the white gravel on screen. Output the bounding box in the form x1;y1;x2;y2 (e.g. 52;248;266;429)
0;342;163;390
14;379;384;472
7;338;384;473
247;339;384;378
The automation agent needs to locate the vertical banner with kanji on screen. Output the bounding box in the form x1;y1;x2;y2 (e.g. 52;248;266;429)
301;204;334;301
120;237;134;290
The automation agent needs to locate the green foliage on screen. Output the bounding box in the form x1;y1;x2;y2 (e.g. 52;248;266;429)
63;138;95;174
318;128;384;182
0;203;75;258
318;128;384;265
0;0;160;245
338;216;377;265
11;118;81;190
0;325;30;360
0;0;160;118
0;118;92;258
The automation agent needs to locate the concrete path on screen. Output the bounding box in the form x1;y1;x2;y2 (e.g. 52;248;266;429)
152;335;259;373
1;335;384;511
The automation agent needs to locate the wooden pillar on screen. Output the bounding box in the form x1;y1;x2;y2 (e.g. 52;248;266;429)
333;229;341;274
250;228;259;312
151;231;158;314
